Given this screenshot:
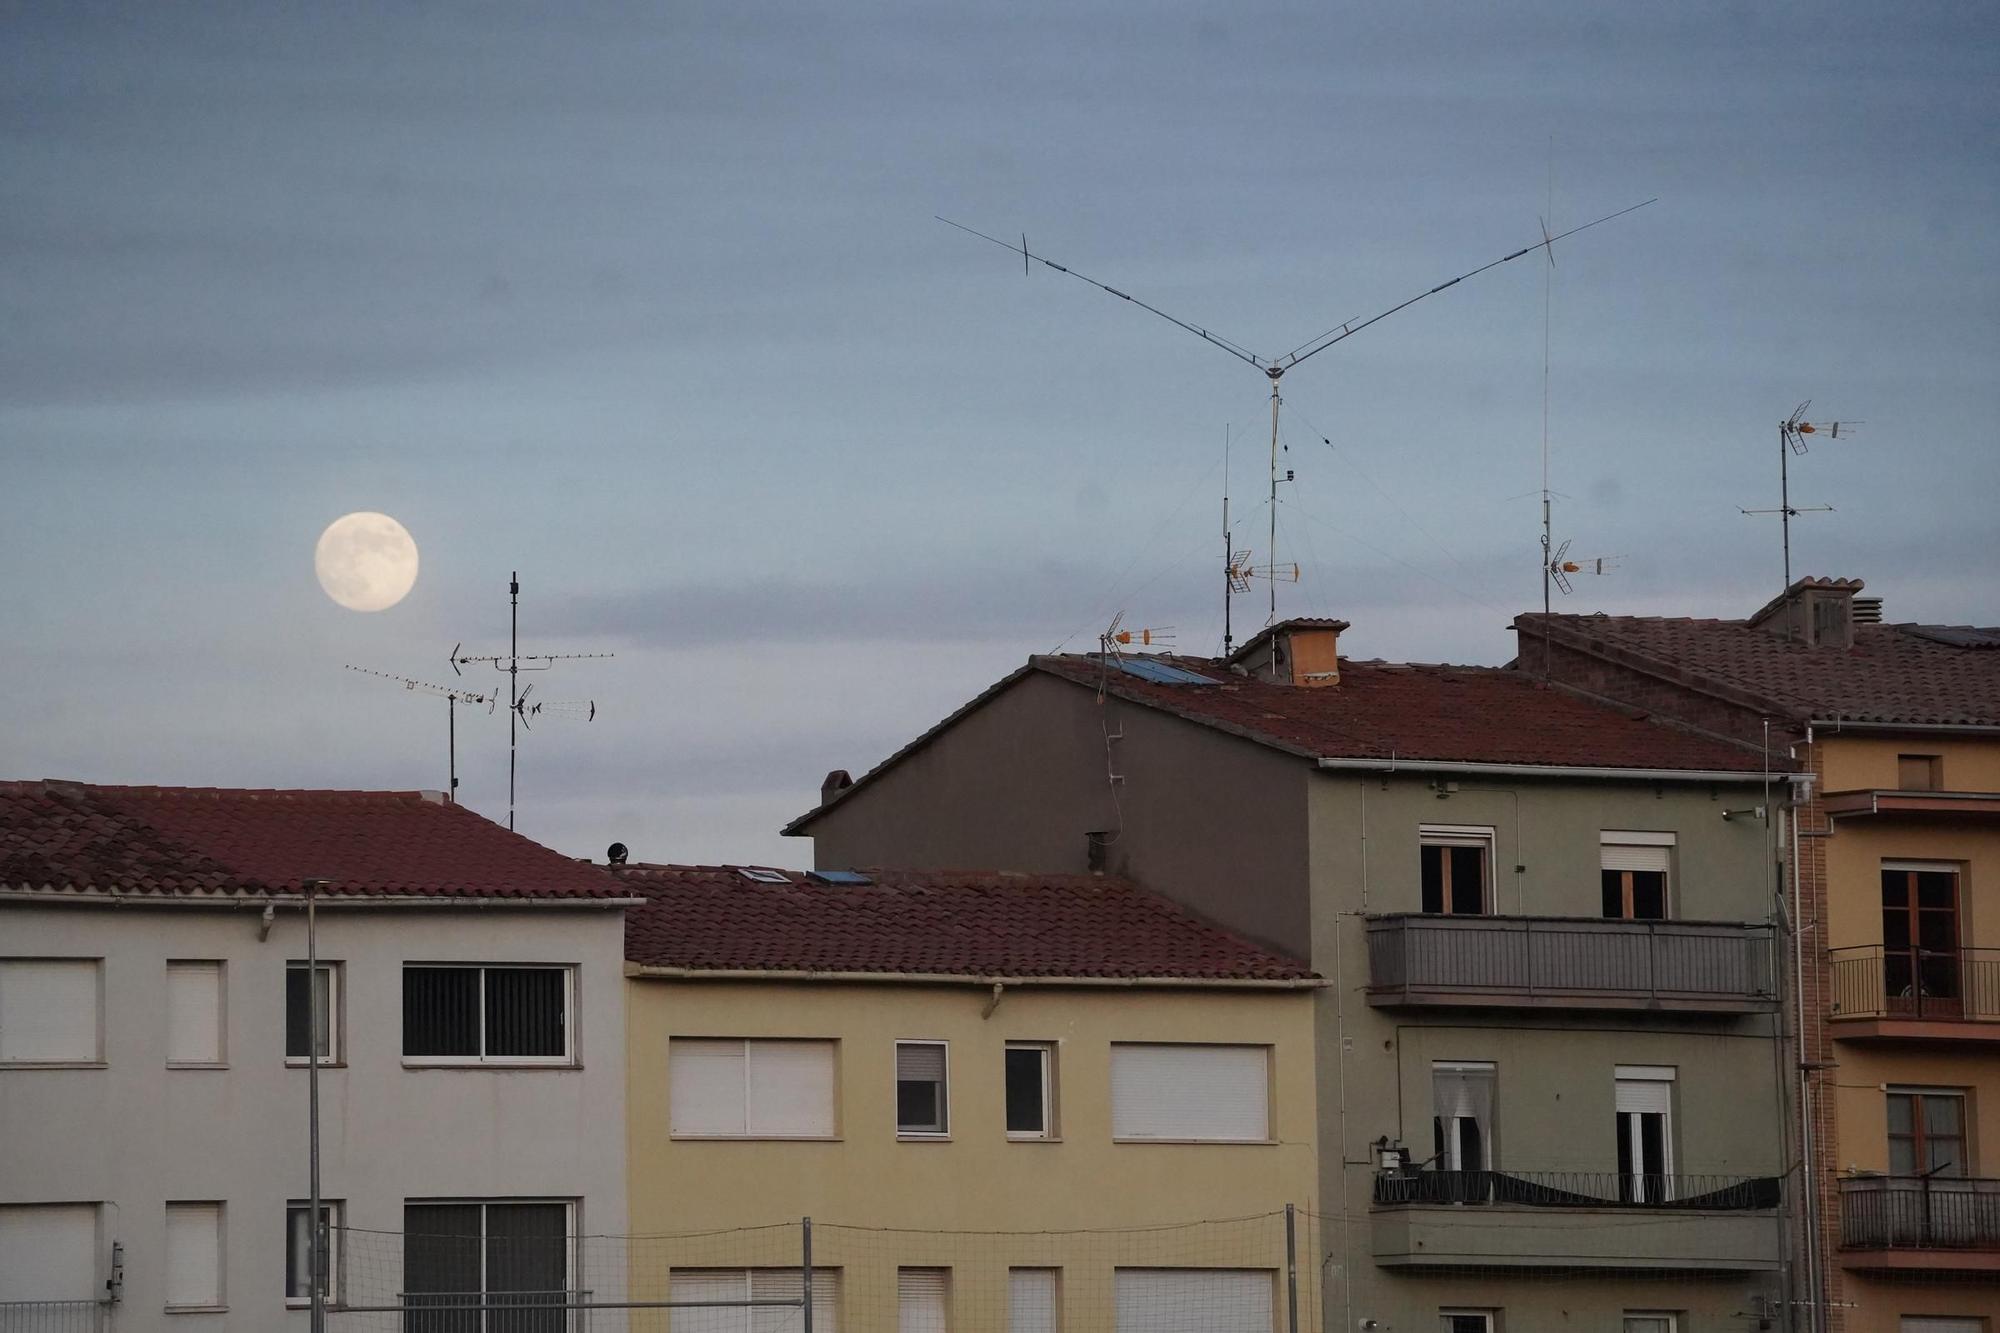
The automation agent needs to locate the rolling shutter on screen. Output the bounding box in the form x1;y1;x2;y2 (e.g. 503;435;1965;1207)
1614;1069;1674;1115
1110;1045;1268;1141
1008;1269;1057;1333
671;1040;749;1135
746;1041;835;1136
0;1205;98;1302
1601;843;1672;873
898;1268;948;1333
0;960;98;1063
166;962;223;1065
1114;1269;1272;1333
164;1202;222;1308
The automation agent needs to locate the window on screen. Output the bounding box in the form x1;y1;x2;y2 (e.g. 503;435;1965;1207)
1009;1269;1058;1333
898;1268;949;1333
1432;1062;1496;1173
1109;1044;1269;1142
167;961;225;1067
0;1204;99;1302
1624;1315;1679;1333
403;966;571;1064
286;962;341;1064
1439;1315;1496;1333
1899;1320;1987;1333
669;1267;840;1333
1616;1066;1675;1203
1898;754;1943;791
404;1200;571;1332
1114;1270;1272;1333
0;959;100;1064
1601;832;1673;920
286;1200;342;1306
896;1041;949;1136
1889;1089;1968;1177
1882;863;1962;1012
669;1039;836;1138
1420;826;1492;914
1006;1043;1056;1139
165;1201;224;1310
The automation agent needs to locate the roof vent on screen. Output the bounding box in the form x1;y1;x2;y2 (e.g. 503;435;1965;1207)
820;769;853;806
1852;597;1882;624
606;842;629;866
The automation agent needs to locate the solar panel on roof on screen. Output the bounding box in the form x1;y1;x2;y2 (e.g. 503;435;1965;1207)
1902;625;2000;650
1111;656;1220;686
807;869;873;886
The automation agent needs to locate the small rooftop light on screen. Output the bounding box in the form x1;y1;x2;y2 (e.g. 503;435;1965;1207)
735;867;791;884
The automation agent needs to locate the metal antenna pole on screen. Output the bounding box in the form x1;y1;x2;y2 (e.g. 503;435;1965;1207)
508;572;519;830
1222;436;1233;655
305;876;327;1333
1779;420;1792;590
1267;372;1282;625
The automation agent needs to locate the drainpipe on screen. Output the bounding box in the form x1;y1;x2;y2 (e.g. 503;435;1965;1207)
1789;731;1823;1333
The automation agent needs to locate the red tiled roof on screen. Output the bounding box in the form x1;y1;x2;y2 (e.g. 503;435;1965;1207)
1517;612;2000;726
1032;654;1773;771
0;780;625;900
618;864;1314;981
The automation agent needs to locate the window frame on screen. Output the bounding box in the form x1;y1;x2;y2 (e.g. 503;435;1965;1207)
166;960;227;1069
164;1200;226;1313
669;1266;842;1333
1109;1042;1272;1144
1439;1312;1498;1333
1623;1314;1680;1333
1419;825;1495;916
895;1039;951;1139
1887;1087;1969;1177
667;1037;839;1140
0;957;104;1067
1615;1065;1677;1203
1897;753;1943;792
402;1197;576;1330
401;963;575;1067
284;1199;343;1308
1008;1268;1059;1333
286;961;344;1067
897;1266;950;1333
1432;1060;1497;1173
1600;831;1675;921
1005;1042;1058;1141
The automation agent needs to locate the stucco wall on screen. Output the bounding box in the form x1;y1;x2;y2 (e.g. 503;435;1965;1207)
1819;733;2000;794
0;900;629;1329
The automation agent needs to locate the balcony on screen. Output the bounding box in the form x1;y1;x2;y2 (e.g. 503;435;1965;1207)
1371;1169;1783;1270
1828;946;2000;1042
1365;914;1777;1013
1840;1175;2000;1272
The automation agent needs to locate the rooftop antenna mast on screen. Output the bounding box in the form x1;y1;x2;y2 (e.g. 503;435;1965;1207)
1739;403;1857;591
940;198;1655;624
343;666;498;800
450;571;612;830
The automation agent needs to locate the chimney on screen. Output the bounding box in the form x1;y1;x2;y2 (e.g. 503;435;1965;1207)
1227;618;1349;686
820;769;853;806
1746;577;1864;649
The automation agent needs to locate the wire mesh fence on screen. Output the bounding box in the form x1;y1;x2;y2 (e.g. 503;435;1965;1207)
0;1303;106;1333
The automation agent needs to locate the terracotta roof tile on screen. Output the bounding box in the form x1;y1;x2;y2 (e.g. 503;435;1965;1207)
618;864;1314;981
0;780;624;900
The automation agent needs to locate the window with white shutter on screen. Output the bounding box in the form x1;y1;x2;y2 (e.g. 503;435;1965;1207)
898;1268;949;1333
668;1267;840;1333
0;1204;99;1302
669;1039;836;1138
1110;1045;1269;1142
1114;1269;1272;1333
0;959;101;1064
1623;1314;1679;1333
167;961;225;1067
165;1202;224;1310
1602;832;1674;920
1009;1269;1058;1333
1898;1319;1985;1333
286;962;341;1064
1616;1065;1676;1202
896;1042;949;1136
1432;1061;1496;1172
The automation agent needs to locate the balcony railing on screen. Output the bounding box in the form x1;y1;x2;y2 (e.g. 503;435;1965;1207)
1366;914;1776;1012
1841;1175;2000;1250
0;1302;107;1333
1373;1169;1780;1211
1829;945;2000;1024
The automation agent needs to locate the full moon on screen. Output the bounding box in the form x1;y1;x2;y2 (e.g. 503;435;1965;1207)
315;512;419;612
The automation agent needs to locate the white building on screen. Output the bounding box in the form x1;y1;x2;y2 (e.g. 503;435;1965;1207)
0;780;633;1331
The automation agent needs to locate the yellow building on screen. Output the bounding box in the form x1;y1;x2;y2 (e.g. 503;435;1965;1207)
618;863;1322;1333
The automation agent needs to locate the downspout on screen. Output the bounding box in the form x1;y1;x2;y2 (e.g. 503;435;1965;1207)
1791;724;1823;1333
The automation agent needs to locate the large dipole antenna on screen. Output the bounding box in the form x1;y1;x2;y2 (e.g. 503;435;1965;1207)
940;199;1655;622
450;571;612;830
343;665;498;800
1739;403;1857;591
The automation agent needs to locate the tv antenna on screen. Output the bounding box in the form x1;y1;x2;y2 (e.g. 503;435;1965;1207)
342;666;498;801
1545;540;1621;595
1219;428;1299;652
1739;402;1857;590
940;197;1654;624
449;571;612;830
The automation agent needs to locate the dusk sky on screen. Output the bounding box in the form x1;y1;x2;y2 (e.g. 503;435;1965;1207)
5;2;1995;867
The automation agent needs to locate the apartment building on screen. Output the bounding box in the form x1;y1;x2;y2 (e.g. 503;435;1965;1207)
616;862;1320;1333
1518;577;2000;1333
0;781;633;1330
784;619;1796;1332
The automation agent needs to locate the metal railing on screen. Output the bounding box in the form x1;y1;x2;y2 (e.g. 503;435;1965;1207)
0;1302;107;1333
397;1289;592;1332
1841;1174;2000;1250
1828;945;2000;1023
1373;1169;1781;1210
1365;914;1775;1008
